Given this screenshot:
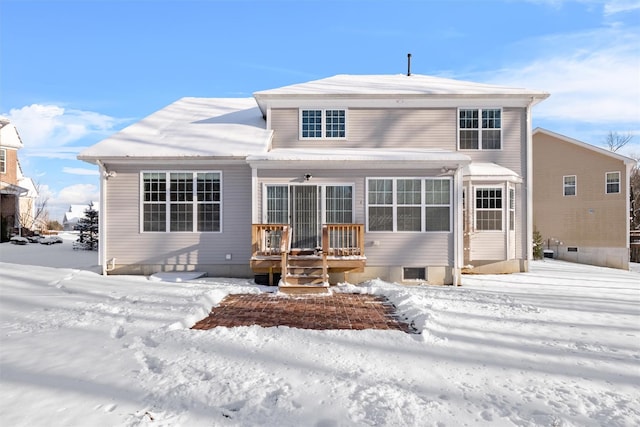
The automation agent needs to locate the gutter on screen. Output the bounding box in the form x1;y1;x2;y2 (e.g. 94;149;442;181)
96;160;108;275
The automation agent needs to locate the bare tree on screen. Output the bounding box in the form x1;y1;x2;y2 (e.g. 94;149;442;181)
18;183;50;234
605;131;633;152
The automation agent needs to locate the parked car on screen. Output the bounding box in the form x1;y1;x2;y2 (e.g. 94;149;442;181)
40;236;64;245
10;236;29;245
26;235;43;243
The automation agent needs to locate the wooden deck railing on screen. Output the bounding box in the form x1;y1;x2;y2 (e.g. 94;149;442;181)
251;224;289;256
252;223;364;257
322;224;365;257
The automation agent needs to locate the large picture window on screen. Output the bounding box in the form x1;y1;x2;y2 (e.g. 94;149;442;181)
459;108;502;150
300;109;346;139
142;172;221;232
367;178;451;232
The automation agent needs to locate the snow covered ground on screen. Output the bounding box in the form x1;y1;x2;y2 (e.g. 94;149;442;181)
1;233;639;427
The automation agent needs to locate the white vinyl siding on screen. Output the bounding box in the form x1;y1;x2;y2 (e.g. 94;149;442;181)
141;171;221;233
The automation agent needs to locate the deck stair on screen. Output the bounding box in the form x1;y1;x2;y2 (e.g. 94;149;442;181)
279;252;330;294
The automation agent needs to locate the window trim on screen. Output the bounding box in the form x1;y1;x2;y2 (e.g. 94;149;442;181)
457;107;503;151
563;175;577;197
366;177;452;233
0;148;6;174
473;185;504;232
605;171;621;194
299;108;348;140
140;171;223;233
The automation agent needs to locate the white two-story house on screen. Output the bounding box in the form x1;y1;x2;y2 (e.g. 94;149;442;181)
78;74;548;292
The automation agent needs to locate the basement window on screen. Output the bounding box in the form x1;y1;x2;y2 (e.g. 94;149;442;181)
403;267;426;281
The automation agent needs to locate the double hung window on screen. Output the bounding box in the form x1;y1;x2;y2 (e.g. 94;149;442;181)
142;172;221;232
459;108;502;150
0;148;5;173
300;109;346;139
475;187;502;231
563;175;576;196
367;178;451;232
606;172;620;194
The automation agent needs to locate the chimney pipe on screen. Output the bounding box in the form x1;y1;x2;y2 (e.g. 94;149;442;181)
407;53;412;76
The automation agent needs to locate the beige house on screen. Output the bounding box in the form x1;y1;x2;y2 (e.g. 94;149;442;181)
532;128;636;269
78;74;549;291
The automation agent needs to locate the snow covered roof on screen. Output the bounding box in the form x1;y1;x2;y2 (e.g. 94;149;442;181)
0;119;24;149
17;176;38;198
247;148;471;169
462;162;522;183
63;203;100;223
254;74;550;115
533;127;637;166
78;98;272;162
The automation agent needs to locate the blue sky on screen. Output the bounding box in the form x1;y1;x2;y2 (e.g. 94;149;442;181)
1;0;639;222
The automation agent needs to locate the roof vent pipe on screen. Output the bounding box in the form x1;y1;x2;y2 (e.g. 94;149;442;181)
407;53;412;76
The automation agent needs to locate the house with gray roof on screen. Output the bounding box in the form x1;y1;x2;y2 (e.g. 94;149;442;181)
78;74;548;291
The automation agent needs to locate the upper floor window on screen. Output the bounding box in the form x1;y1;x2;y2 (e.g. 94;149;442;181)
367;178;451;232
141;171;221;232
563;175;576;196
459;108;502;150
0;148;5;173
300;109;346;139
606;172;620;194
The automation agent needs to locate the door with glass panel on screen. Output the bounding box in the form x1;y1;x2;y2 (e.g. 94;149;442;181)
291;186;319;249
265;184;353;250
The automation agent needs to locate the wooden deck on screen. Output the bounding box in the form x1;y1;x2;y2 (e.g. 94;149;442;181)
250;224;366;293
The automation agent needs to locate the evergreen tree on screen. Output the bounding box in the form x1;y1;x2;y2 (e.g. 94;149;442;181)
76;203;99;250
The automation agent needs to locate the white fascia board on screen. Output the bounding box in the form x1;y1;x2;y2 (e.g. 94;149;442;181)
256;95;541;111
247;159;471;170
78;157;249;166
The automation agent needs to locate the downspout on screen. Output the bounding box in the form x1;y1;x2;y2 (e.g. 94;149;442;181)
525;99;534;270
453;167;464;286
251;168;258;223
625;160;634;269
96;160;108;275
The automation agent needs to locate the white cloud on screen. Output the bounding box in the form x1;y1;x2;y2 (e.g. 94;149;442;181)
4;104;125;158
604;0;640;15
62;167;99;176
44;183;100;223
480;27;640;125
520;0;640;14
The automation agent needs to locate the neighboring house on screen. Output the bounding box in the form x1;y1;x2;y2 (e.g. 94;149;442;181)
0;118;30;241
63;202;100;231
17;168;42;231
533;128;636;270
78;74;548;290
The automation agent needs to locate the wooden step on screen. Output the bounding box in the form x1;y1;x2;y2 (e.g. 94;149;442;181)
278;284;330;295
285;275;326;285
